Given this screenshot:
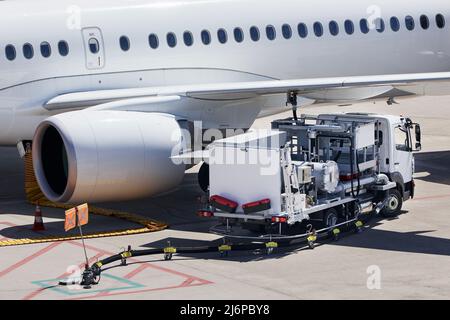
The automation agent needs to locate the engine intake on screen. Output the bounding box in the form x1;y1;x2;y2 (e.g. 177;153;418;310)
33;111;187;203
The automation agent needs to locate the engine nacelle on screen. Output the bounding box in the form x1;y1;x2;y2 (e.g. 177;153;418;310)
32;111;187;203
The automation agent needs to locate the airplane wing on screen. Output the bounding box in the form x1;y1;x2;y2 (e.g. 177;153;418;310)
44;71;450;111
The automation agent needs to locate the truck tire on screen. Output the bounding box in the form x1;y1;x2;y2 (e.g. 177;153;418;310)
322;208;338;229
381;189;403;217
198;162;209;192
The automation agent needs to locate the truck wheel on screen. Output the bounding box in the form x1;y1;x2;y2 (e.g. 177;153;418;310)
381;189;403;217
198;162;209;192
322;208;338;229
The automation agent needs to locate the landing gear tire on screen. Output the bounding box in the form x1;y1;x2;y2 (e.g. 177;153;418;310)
381;189;403;218
198;162;209;193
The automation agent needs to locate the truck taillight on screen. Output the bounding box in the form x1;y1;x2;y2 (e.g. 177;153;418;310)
271;216;287;223
242;199;271;214
197;210;214;218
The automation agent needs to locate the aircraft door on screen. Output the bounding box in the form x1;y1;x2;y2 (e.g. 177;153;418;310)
82;27;105;69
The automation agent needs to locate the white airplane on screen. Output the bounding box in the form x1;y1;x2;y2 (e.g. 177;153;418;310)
1;0;449;204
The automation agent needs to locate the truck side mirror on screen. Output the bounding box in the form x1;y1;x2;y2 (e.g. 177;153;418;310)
414;124;422;151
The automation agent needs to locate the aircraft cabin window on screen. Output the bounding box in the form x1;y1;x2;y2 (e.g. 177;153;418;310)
183;31;194;46
120;36;130;51
266;25;276;40
329;20;339;36
148;34;159;49
40;42;51;58
282;24;292;39
250;26;260;41
218;28;228;44
420;15;430;30
390;17;400;32
405;15;415;30
375;18;385;33
88;38;100;54
313;22;323;37
360;19;370;34
167;32;177;48
234;27;244;43
5;45;16;61
23;43;34;59
58;41;69;56
344;20;354;35
297;23;308;38
436;14;446;28
201;30;211;45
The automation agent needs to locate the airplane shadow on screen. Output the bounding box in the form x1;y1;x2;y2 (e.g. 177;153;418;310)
414;150;450;185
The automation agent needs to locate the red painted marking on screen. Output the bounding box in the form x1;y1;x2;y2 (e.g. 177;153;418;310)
124;264;148;279
0;242;62;279
68;281;209;300
413;194;450;201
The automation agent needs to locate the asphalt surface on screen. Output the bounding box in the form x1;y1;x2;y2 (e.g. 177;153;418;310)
0;95;449;300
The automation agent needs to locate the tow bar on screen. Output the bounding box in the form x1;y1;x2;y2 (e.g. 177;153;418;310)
70;217;367;289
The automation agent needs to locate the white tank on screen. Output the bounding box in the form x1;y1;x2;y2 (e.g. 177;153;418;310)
310;161;340;193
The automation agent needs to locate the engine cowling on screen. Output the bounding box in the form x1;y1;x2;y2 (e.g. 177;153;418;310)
32;111;187;203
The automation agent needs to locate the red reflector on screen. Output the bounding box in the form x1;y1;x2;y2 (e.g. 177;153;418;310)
242;199;270;209
210;195;239;213
197;210;214;218
271;216;287;223
242;199;271;214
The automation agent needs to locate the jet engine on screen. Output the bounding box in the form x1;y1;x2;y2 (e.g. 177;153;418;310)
32;111;188;203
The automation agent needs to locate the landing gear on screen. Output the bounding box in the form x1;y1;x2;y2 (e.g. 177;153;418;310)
198;162;209;193
286;91;299;121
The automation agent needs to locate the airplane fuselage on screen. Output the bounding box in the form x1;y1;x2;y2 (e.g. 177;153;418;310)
1;0;450;144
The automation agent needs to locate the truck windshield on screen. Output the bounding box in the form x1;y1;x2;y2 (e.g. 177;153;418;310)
394;126;410;151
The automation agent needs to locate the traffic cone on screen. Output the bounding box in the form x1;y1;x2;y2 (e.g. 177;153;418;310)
32;203;45;231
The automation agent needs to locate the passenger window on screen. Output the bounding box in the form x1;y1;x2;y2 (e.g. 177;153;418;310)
390;17;400;32
297;23;308;38
344;20;354;34
313;22;323;37
360;19;370;34
88;38;100;54
120;36;130;51
183;31;193;46
40;42;51;58
282;24;292;39
405;15;415;30
375;18;385;32
5;45;16;61
23;43;34;59
201;30;211;45
167;32;177;48
233;27;244;43
218;29;228;44
420;15;430;29
58;41;69;56
250;26;260;41
436;14;446;28
394;126;410;152
329;21;339;36
266;25;276;40
148;34;159;49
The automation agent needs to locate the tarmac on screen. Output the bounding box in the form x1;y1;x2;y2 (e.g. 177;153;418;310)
0;95;449;300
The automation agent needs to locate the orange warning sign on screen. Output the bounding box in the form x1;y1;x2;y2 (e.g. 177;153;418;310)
77;203;89;227
64;204;89;232
64;208;77;232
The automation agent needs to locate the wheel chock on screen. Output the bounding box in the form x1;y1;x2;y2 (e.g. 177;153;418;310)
218;244;232;257
355;221;364;233
163;247;177;261
265;241;278;255
332;228;341;241
307;234;317;249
